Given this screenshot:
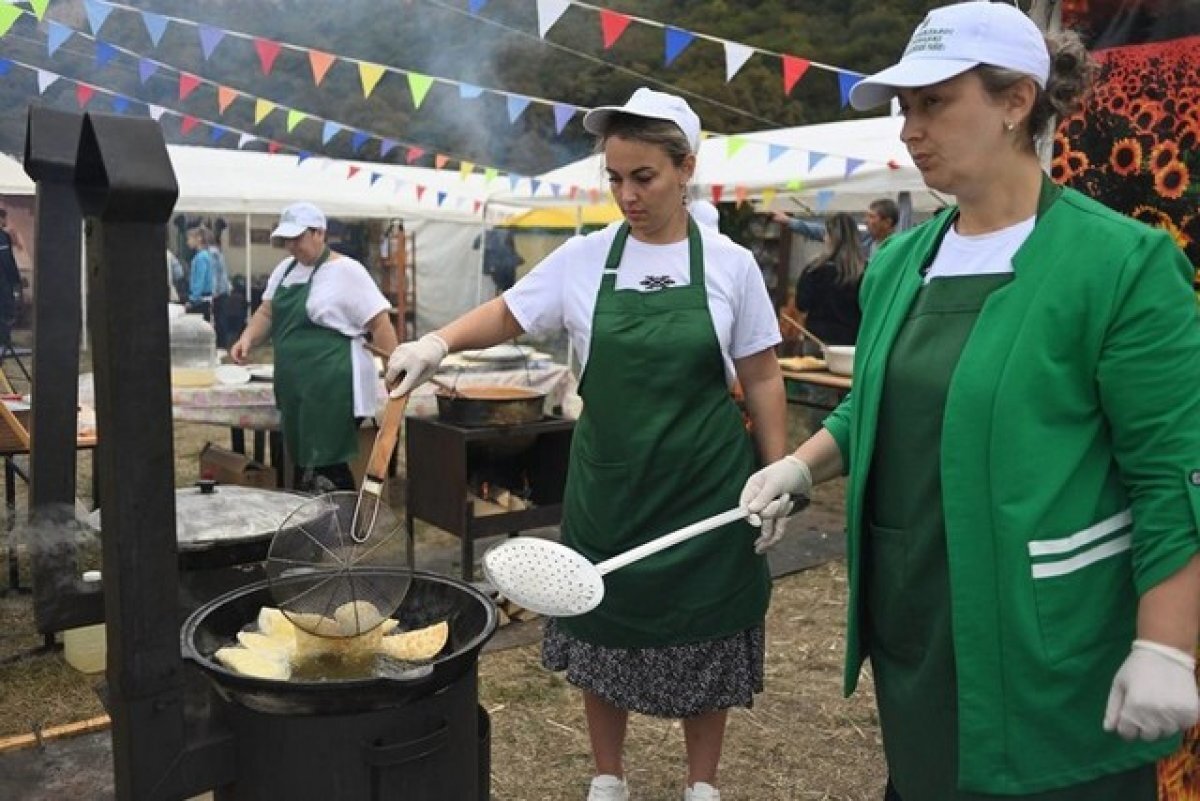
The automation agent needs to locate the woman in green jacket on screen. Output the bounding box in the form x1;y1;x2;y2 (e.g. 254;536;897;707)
741;3;1200;799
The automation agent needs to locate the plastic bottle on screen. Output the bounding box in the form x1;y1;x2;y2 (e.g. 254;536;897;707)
63;571;106;674
168;312;217;387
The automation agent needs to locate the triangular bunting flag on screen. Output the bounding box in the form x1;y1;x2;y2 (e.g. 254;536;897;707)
380;139;399;158
838;72;863;107
536;0;569;37
844;157;865;177
366;172;381;187
459;161;474;180
767;144;787;163
267;142;281;154
138;58;157;84
723;41;754;82
761;188;777;208
469;0;488;12
437;192;447;207
351;132;369;153
415;186;427;202
309;50;335;85
286;110;306;132
568;186;579;200
29;0;50;21
321;120;340;145
141;11;169;47
199;25;224;60
599;9;632;49
405;147;425;165
782;55;811;95
75;84;95;108
254;98;275;125
254;38;282;75
296;151;313;164
407;73;433;108
237;133;256;149
552;103;575;134
808;152;827;171
664;27;695;67
359;62;386;98
786;179;803;192
84;0;114;36
209;125;227;143
348;165;361;180
734;186;748;205
531;179;541;196
725;136;749;159
0;6;20;37
181;115;199;135
550;183;561;197
147;104;166;121
506;96;531;124
815;190;834;212
47;22;72;57
588;189;601;205
110;95;130;114
483;167;498;184
179;73;201;101
710;185;724;203
95;41;118;68
217;86;237;114
459;83;483;99
473;201;482;215
435;154;449;169
508;174;521;191
36;70;59;94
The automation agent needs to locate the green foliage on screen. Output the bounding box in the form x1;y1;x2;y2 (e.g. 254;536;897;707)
0;0;944;173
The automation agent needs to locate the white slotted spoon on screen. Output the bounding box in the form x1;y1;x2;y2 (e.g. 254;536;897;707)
481;507;749;617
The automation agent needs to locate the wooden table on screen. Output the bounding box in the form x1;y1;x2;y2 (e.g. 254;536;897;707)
781;369;852;412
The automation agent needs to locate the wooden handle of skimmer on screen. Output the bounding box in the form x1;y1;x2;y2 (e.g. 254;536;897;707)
365;393;409;481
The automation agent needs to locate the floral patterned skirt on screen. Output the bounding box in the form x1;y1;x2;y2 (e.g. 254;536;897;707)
541;619;765;719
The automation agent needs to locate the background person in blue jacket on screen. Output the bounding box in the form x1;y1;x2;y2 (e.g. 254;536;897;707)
741;3;1200;800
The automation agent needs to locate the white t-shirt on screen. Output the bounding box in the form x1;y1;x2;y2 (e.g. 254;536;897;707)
263;252;390;416
503;223;780;386
923;216;1035;284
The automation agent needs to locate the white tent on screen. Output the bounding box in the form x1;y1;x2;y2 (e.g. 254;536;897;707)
492;115;951;214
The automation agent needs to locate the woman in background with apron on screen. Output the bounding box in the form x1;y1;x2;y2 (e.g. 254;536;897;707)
387;89;788;801
231;202;397;492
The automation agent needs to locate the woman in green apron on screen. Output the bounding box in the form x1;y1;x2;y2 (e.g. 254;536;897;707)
742;4;1200;799
387;89;788;801
230;202;397;491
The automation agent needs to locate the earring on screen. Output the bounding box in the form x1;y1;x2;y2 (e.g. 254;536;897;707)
1004;120;1016;132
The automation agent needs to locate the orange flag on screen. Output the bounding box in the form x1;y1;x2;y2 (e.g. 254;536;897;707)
435;154;449;169
309;50;335;86
217;86;237;114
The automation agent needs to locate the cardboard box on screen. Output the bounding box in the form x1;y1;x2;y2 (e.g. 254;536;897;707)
199;442;277;490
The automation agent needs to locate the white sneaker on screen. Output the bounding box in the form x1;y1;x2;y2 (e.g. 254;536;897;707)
685;781;720;801
588;774;630;801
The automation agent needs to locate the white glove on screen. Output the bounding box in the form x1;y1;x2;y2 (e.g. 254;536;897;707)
385;333;448;397
1103;639;1199;741
739;456;812;554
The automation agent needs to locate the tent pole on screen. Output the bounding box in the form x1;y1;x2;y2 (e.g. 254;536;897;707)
243;212;252;325
476;201;489;306
80;220;88;352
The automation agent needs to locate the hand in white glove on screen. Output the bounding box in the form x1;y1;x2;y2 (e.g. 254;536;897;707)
385;333;448;397
1103;639;1199;741
739;455;812;554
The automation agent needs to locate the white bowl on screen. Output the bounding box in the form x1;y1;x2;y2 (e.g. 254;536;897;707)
824;345;855;376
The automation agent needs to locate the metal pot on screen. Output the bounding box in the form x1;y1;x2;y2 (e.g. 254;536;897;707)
435;386;546;427
181;569;497;715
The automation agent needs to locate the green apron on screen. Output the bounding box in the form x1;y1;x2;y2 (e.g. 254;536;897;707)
558;220;770;649
867;273;1155;801
271;250;358;469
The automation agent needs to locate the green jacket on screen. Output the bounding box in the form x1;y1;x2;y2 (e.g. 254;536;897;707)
824;183;1200;794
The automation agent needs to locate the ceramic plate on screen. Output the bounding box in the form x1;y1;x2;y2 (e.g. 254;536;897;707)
215;365;252;386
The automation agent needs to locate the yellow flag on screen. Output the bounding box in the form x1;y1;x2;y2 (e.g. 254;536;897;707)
761;188;777;208
459;161;474;181
286;110;306;132
407;73;434;109
254;99;275;125
0;5;21;35
484;167;498;184
359;63;385;98
725;136;748;159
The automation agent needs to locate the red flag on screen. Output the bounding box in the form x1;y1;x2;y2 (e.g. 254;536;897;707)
416;185;427;202
405;147;425;164
75;84;95;108
782;55;810;95
711;184;724;203
348;165;361;179
255;38;282;75
473;200;482;214
599;9;631;49
181;115;199;135
267;141;281;154
179;72;201;101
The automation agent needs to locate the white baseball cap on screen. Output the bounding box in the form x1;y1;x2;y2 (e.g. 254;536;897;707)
849;2;1050;111
583;87;701;152
270;202;326;239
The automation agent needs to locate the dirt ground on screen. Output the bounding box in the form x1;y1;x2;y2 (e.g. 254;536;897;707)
0;391;887;800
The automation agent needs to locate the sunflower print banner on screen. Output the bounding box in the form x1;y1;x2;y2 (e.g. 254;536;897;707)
1059;0;1200;296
